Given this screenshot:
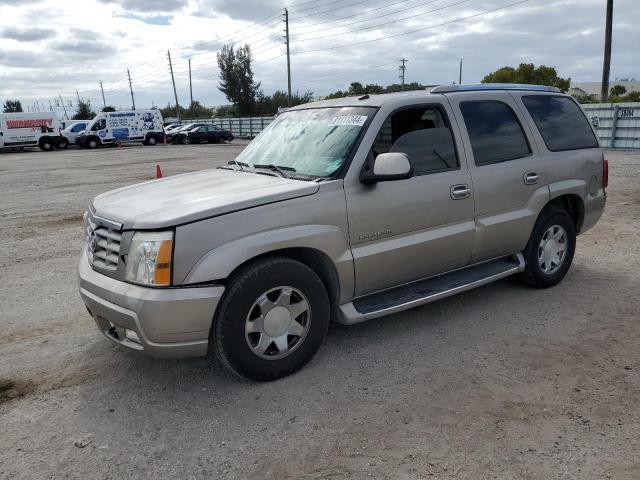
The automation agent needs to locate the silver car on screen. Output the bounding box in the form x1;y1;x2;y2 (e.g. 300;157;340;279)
79;84;607;380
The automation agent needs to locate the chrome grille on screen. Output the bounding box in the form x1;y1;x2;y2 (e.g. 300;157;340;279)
86;216;122;270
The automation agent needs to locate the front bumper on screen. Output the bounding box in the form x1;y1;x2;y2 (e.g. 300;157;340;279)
78;250;224;358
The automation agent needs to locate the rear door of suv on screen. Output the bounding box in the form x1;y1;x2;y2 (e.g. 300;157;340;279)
447;91;550;262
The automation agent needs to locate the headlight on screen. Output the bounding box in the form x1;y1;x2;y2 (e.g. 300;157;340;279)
125;231;173;286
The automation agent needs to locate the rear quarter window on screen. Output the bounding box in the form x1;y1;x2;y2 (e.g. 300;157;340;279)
522;95;599;151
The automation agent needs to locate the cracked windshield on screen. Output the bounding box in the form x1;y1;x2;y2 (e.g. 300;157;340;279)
235;106;375;177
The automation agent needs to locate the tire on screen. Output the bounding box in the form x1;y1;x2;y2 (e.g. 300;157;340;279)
88;138;99;149
181;136;190;145
146;135;157;146
519;207;576;288
212;257;330;381
39;138;53;151
57;139;69;149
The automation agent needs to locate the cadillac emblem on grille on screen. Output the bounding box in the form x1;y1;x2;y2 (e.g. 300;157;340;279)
88;231;97;253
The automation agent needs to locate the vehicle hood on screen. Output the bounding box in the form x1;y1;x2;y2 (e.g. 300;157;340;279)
91;168;319;229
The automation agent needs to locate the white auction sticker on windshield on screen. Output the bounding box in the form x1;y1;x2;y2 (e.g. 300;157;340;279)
328;115;368;127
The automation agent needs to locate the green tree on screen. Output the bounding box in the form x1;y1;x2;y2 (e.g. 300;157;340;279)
72;100;95;120
217;44;261;115
3;99;23;113
254;90;313;115
482;63;570;92
184;100;212;119
102;106;116;112
610;85;627;96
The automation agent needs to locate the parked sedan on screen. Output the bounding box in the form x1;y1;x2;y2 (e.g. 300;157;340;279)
171;125;234;144
167;123;208;142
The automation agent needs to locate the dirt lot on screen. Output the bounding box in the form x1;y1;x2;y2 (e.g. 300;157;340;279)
0;144;639;479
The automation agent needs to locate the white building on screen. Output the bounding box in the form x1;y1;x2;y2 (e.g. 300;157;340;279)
569;80;640;99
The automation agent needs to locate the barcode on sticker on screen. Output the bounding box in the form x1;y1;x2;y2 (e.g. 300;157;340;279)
329;115;368;127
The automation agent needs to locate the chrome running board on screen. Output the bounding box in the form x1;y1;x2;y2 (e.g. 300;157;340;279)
337;254;525;325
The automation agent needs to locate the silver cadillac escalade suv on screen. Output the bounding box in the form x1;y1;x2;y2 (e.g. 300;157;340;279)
79;84;607;381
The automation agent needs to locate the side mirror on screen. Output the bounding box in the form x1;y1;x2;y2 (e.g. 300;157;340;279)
362;152;413;184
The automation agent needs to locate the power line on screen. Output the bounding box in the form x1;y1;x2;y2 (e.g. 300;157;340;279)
289;0;364;15
290;0;379;21
292;0;411;32
296;0;474;42
294;0;530;54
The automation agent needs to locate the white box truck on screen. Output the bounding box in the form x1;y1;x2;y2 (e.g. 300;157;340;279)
76;110;164;148
0;112;65;151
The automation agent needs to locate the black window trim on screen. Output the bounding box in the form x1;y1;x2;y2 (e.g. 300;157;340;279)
460;99;533;167
520;94;600;153
368;102;462;178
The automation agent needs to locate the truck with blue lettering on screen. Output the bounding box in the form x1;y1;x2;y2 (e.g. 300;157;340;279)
76;110;164;149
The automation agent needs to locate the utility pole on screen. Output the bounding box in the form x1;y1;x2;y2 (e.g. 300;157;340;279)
399;58;408;90
99;81;107;109
284;8;292;107
167;50;180;120
601;0;614;102
127;69;136;110
59;94;69;119
188;58;193;107
75;90;81;107
459;58;463;85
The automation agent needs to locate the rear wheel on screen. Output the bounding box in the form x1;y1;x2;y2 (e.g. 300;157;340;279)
520;208;576;288
146;135;158;146
212;257;330;381
57;138;69;149
39;138;54;151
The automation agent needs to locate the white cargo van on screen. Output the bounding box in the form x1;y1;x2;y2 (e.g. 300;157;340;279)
76;110;164;148
0;112;64;151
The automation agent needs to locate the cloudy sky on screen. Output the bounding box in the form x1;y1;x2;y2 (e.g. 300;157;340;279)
0;0;638;116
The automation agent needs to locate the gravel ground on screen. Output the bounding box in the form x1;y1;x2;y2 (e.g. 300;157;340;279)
0;144;638;480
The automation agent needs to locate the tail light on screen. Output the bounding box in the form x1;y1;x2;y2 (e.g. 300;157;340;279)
602;159;609;189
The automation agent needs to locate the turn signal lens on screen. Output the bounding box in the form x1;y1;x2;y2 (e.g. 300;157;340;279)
602;159;609;189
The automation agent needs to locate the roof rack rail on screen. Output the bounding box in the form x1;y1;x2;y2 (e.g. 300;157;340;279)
430;83;561;94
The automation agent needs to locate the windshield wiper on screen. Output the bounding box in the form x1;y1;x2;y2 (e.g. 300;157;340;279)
227;160;249;171
253;164;296;179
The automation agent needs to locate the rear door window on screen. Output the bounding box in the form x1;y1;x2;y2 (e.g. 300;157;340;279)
459;101;531;166
522;95;599;151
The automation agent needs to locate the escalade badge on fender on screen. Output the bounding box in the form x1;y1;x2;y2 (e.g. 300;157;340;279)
358;229;393;241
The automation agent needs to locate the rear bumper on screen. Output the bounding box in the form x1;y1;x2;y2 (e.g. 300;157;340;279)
78;250;224;358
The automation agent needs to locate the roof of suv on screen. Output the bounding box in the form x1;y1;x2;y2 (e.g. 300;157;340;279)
291;83;563;110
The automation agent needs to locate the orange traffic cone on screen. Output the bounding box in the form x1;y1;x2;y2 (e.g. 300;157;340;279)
156;165;163;179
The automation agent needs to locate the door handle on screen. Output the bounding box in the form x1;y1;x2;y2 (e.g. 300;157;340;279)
450;184;472;200
524;171;539;185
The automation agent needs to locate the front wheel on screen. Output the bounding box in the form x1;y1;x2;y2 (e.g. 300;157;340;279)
181;136;190;145
520;208;576;288
212;257;330;381
146;135;157;146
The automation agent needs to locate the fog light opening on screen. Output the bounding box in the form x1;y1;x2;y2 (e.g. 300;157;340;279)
125;329;141;344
